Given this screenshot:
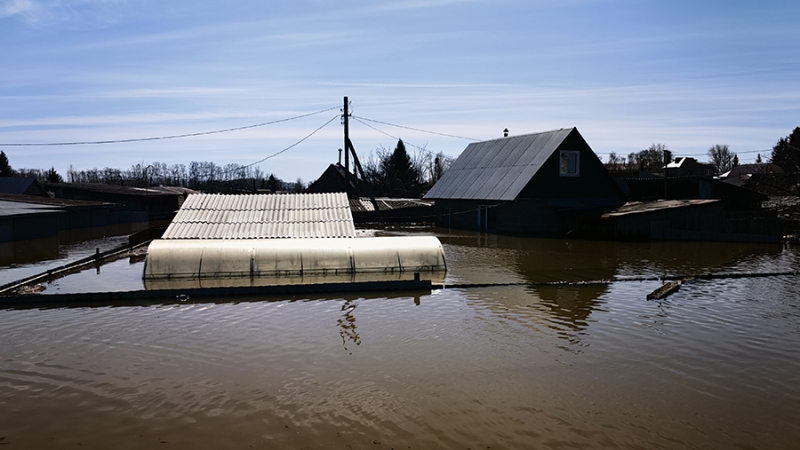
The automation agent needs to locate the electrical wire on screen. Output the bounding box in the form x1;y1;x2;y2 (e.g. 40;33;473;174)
219;114;340;173
351;116;433;154
0;106;339;147
352;116;480;141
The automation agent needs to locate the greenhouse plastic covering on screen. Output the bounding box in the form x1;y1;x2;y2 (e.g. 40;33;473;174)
143;236;446;280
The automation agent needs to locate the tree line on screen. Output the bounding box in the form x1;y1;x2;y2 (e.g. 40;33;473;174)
0;152;303;193
605;143;741;175
0;141;454;197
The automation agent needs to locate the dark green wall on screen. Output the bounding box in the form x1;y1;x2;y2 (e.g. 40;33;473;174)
518;129;625;201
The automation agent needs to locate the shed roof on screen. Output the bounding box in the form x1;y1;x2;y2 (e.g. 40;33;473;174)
601;199;721;219
46;182;184;197
0;193;111;208
0;199;64;218
162;192;356;239
0;177;44;196
424;128;575;201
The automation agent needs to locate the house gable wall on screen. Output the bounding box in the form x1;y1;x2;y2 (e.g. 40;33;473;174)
518;130;625;201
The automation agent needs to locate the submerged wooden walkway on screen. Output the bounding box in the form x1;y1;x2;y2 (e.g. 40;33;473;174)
0;279;433;308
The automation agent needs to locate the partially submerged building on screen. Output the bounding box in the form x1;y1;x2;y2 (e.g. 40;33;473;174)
0;194;147;265
46;182;184;225
143;192;446;287
599;199;781;243
424;128;626;234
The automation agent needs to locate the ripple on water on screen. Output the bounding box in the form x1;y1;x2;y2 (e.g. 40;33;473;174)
1;262;800;448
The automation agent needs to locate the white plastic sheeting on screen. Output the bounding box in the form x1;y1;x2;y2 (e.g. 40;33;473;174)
143;236;446;280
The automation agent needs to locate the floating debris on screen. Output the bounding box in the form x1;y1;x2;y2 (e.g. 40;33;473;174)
647;281;681;300
14;284;46;295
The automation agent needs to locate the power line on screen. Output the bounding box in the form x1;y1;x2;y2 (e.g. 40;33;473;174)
0;106;339;147
351;116;433;154
352;116;480;141
223;114;340;173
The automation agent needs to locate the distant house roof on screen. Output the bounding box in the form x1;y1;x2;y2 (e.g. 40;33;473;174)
719;163;784;186
0;177;48;197
161;192;356;239
664;157;715;177
424;128;575;201
306;163;360;197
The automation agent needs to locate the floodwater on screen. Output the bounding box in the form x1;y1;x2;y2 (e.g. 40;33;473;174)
1;228;800;449
0;234;130;286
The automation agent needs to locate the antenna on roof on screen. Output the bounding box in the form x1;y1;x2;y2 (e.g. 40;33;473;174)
503;128;509;138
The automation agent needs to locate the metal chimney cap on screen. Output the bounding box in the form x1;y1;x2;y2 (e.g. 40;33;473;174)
503;128;509;137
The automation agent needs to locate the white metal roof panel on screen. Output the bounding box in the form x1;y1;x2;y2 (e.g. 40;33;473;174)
162;192;356;239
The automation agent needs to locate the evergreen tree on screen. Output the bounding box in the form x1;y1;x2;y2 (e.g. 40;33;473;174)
267;174;283;192
771;127;800;172
771;126;800;195
0;151;13;177
46;167;64;183
380;139;422;197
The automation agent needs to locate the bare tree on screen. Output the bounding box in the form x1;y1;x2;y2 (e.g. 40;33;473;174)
707;144;736;175
606;152;627;172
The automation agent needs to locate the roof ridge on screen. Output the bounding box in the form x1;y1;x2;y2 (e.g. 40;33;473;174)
475;127;575;144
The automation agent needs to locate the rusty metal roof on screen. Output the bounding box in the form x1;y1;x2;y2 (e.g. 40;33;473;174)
162;192;356;239
424;128;575;201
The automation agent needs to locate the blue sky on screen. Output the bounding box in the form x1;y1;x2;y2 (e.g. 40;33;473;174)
2;0;799;182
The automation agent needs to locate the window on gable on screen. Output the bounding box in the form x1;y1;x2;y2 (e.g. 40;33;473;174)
559;151;580;177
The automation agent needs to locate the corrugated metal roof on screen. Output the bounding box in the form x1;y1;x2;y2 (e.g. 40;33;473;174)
162;192;356;239
424;128;575;201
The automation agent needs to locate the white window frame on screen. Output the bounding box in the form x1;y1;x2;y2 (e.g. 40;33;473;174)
559;150;580;177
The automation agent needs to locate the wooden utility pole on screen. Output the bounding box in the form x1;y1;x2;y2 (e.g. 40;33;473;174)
342;96;381;217
343;96;350;179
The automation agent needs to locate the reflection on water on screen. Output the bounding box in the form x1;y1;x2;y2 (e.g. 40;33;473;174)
2;228;799;449
0;236;60;267
439;228;789;284
338;299;361;352
0;234;131;286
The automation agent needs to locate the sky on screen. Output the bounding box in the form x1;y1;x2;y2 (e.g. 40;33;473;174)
1;0;799;183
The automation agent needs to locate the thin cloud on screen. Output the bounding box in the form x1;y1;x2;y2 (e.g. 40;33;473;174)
2;0;125;27
0;0;37;19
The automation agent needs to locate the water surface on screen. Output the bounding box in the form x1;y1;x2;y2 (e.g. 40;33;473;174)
1;229;799;449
